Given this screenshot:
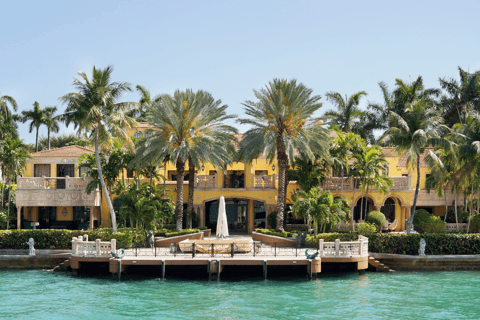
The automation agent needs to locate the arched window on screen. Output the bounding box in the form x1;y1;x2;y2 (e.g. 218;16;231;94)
134;131;144;139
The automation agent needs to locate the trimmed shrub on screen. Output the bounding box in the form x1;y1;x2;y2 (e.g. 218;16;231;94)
254;228;290;238
366;211;386;231
0;229;135;249
164;229;200;238
357;222;377;235
414;209;445;233
470;215;480;233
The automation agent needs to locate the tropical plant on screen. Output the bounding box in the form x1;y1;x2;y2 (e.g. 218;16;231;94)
37;133;92;151
288;156;328;193
381;98;451;233
237;79;331;232
292;187;349;234
126;85;161;122
134;89;237;230
0;135;31;229
59;65;136;232
323;91;368;133
21;101;47;152
356;222;377;235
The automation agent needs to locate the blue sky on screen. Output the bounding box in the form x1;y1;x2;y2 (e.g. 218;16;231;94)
2;0;480;144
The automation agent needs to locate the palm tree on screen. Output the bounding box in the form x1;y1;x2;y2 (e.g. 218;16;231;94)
323;91;368;133
331;130;363;197
126;85;161;122
351;145;392;221
43;106;61;150
381;98;451;233
134;89;237;231
21;101;47;152
0;135;31;229
0;93;18;119
237;79;331;232
59;65;136;232
439;67;480;127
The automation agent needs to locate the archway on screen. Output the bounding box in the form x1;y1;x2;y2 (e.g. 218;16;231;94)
354;196;374;221
381;198;396;223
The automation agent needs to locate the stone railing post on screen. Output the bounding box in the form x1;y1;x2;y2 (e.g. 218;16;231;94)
78;236;83;241
42;175;46;189
65;175;70;189
72;237;78;255
96;239;101;256
319;239;324;257
359;238;364;256
335;239;340;256
111;239;116;253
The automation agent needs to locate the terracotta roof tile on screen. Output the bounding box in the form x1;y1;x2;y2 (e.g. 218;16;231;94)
30;145;94;158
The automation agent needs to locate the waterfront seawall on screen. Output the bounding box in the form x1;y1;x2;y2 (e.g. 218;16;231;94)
370;253;480;271
0;250;71;269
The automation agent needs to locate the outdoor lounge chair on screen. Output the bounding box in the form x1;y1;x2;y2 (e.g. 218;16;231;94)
388;219;398;231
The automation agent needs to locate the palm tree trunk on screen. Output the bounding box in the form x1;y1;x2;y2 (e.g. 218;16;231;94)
444;185;448;222
351;180;357;231
186;157;195;229
163;165;166;199
94;127;117;232
35;126;39;152
407;155;421;234
1;175;4;209
276;135;288;232
48;129;51;150
340;168;344;197
7;171;12;230
468;184;473;233
175;160;185;231
359;177;365;221
455;192;459;232
364;186;370;220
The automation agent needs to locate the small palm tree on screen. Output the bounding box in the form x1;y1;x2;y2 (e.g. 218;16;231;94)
237;79;330;232
59;65;136;232
324;91;368;133
43;106;61;150
21;101;47;152
381;98;451;233
293;187;349;234
134;89;237;230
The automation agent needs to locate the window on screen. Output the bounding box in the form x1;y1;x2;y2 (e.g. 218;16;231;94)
255;170;268;175
127;170;134;178
402;173;409;177
134;131;144;139
382;164;389;176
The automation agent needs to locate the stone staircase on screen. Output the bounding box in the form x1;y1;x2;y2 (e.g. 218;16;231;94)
52;259;71;272
368;256;394;273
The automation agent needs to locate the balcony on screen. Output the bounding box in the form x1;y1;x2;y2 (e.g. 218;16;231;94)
323;176;411;191
193;173;276;190
16;177;101;207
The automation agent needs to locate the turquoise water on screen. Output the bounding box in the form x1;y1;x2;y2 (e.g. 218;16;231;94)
1;270;480;319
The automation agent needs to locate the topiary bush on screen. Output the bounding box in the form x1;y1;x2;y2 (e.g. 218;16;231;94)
413;209;445;233
366;211;386;231
356;222;377;235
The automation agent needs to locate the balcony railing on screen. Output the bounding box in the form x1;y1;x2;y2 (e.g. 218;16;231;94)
194;174;217;189
252;174;276;189
319;235;369;257
17;176;92;190
323;176;411;191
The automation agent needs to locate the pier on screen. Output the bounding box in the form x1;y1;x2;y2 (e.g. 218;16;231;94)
69;235;369;280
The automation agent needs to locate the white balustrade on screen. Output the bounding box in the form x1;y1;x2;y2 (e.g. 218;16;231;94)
253;175;275;189
17;177;94;190
445;223;468;233
318;235;368;257
71;237;116;257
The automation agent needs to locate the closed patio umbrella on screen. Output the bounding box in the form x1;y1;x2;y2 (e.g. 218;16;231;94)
216;196;229;238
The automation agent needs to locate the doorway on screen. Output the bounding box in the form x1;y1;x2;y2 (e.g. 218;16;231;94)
205;198;249;234
38;206;56;229
57;164;75;189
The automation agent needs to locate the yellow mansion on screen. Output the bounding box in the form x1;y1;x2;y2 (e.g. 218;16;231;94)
15;123;462;233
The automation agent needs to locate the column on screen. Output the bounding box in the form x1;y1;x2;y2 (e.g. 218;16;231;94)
17;206;22;230
247;199;255;233
374;205;382;212
90;206;95;230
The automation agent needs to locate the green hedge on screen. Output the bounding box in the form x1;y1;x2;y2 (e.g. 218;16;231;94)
0;229;135;249
165;229;200;238
254;228;293;238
